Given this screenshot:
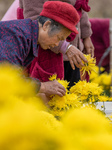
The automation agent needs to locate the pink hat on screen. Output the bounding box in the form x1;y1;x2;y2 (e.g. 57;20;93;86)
40;1;80;34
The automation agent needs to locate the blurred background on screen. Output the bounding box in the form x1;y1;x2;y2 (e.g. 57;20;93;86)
0;0;112;20
0;0;13;20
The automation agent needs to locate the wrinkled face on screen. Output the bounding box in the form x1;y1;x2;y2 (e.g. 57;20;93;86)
38;21;71;50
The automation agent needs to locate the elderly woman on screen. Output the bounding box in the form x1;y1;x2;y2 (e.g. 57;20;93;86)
0;1;80;97
18;0;94;86
1;0;91;86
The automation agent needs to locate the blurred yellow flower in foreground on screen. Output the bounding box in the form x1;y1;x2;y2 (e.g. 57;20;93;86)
89;66;105;80
61;106;112;150
0;63;37;99
62;106;111;134
0;63;65;150
0;62;112;150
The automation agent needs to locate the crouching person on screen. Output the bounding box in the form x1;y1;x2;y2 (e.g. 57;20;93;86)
0;1;80;100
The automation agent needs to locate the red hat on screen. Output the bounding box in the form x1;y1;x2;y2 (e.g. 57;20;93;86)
40;1;80;34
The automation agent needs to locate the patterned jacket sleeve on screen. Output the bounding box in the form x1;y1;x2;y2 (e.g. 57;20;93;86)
80;10;92;39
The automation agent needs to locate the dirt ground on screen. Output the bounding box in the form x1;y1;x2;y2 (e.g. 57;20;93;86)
0;0;112;20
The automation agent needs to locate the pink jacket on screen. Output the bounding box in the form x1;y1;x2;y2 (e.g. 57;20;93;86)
1;0;19;21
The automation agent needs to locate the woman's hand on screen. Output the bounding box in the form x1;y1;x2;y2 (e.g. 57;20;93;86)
83;37;94;57
39;80;66;97
66;45;88;70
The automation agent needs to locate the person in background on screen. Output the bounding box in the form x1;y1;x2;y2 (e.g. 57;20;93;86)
18;0;94;87
0;1;80;97
1;0;19;21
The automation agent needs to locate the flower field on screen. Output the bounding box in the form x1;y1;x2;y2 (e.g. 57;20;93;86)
0;58;112;150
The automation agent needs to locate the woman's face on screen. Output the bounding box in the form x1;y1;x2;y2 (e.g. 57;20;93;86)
38;21;71;50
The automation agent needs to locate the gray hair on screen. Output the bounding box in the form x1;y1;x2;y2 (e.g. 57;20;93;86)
37;16;65;36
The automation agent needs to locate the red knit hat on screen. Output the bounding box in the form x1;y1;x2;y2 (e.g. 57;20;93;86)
40;1;80;34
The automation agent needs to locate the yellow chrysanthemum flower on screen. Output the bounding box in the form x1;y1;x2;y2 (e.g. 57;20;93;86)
66;93;82;108
0;63;37;99
70;80;103;104
62;106;111;134
0;101;63;150
61;106;112;150
49;74;57;81
90;66;105;81
48;93;81;118
98;95;110;102
108;97;112;101
48;95;67;109
0;63;112;150
49;74;69;92
0;63;65;150
92;73;111;87
100;73;111;86
90;66;111;97
48;75;73;117
57;79;69;92
80;54;96;76
81;134;112;150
